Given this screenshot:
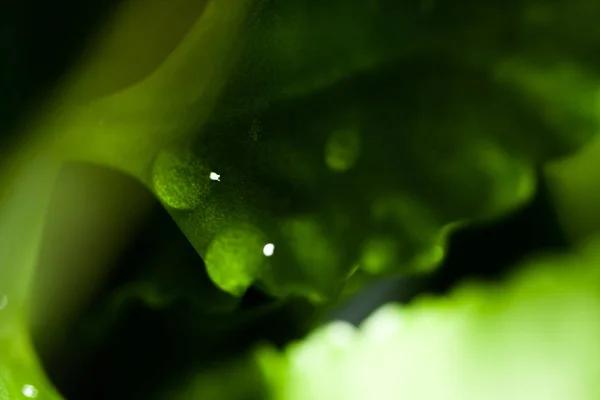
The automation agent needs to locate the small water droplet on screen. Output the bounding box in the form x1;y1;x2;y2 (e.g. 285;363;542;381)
204;224;267;296
324;129;361;172
152;151;209;210
22;385;38;398
209;172;221;181
263;243;275;257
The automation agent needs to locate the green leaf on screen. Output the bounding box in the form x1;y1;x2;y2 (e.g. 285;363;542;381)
140;1;600;300
15;0;593;302
155;51;597;299
0;328;63;400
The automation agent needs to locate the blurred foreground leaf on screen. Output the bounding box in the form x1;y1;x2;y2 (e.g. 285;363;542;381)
257;236;600;400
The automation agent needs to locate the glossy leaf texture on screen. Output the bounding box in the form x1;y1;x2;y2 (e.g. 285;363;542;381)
256;235;600;400
145;0;600;300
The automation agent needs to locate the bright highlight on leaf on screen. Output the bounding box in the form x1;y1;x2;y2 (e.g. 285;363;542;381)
21;385;38;398
263;243;275;257
209;172;221;181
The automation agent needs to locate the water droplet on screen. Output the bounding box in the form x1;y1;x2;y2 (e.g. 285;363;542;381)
204;224;267;296
0;294;7;310
412;244;445;272
263;243;275;257
22;385;38;398
209;172;221;181
360;237;399;274
152;151;210;210
324;129;361;172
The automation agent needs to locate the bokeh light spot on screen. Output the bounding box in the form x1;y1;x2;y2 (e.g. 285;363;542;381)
263;243;275;257
21;385;38;398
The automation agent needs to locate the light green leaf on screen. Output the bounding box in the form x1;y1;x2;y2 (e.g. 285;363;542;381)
257;236;600;400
